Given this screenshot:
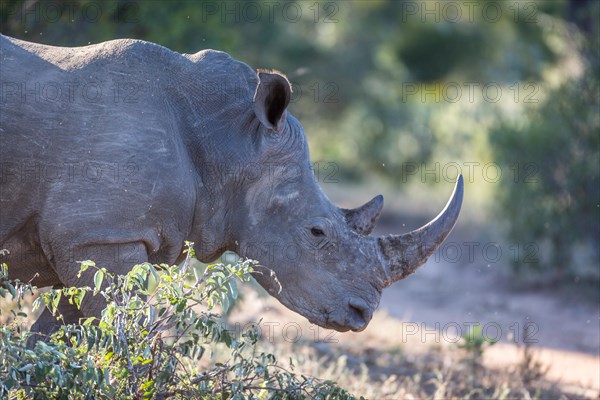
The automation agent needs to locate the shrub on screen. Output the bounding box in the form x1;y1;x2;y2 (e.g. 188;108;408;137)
0;244;359;399
489;28;600;281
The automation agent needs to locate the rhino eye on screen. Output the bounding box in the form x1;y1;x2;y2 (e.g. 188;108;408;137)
310;227;326;237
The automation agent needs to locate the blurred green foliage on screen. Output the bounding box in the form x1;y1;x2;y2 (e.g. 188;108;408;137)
490;10;599;279
0;0;573;174
1;0;598;279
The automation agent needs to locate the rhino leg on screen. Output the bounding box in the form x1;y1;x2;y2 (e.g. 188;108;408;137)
28;285;85;345
29;241;149;342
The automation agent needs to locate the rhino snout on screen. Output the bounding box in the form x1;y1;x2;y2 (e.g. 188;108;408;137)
324;297;374;332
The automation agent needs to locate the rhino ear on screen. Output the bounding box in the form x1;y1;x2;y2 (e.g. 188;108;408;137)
342;195;384;236
254;70;291;132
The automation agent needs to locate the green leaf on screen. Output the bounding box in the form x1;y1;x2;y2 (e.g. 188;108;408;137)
147;306;156;325
94;269;105;293
7;282;16;299
176;299;187;313
148;263;159;283
51;290;62;312
77;260;95;278
32;296;42;311
229;280;238;300
75;290;86;309
18;364;33;372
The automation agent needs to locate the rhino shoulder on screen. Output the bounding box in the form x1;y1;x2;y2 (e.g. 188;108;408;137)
183;49;258;90
0;34;181;71
92;38;181;66
183;48;232;63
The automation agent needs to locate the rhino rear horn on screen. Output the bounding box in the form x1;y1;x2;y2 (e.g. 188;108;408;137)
254;70;291;132
377;175;464;287
343;195;384;236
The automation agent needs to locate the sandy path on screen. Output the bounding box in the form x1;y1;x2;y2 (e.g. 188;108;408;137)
376;230;600;393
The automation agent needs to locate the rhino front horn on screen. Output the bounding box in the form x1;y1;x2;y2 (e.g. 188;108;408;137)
377;175;464;288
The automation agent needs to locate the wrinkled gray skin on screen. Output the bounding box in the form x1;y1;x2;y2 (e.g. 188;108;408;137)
0;35;463;336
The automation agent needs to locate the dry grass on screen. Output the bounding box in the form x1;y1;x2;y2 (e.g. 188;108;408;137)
0;287;42;326
219;286;597;399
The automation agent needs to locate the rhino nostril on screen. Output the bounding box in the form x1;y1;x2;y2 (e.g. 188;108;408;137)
348;298;371;331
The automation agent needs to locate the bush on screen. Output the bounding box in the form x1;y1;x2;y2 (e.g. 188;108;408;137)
489;23;600;281
0;244;359;399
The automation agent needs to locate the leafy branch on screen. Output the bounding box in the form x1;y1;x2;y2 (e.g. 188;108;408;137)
0;244;359;399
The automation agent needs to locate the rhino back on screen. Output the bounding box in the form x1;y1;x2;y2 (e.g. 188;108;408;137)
0;36;200;259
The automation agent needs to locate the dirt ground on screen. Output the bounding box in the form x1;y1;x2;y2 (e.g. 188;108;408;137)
377;252;599;394
371;218;600;396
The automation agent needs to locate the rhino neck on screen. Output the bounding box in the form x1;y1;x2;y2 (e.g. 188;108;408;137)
187;193;232;263
177;116;263;264
162;52;261;262
179;129;246;263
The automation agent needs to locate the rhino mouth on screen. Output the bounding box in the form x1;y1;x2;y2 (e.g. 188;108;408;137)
306;297;374;333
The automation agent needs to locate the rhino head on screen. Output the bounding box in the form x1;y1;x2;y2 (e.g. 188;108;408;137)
200;70;464;333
